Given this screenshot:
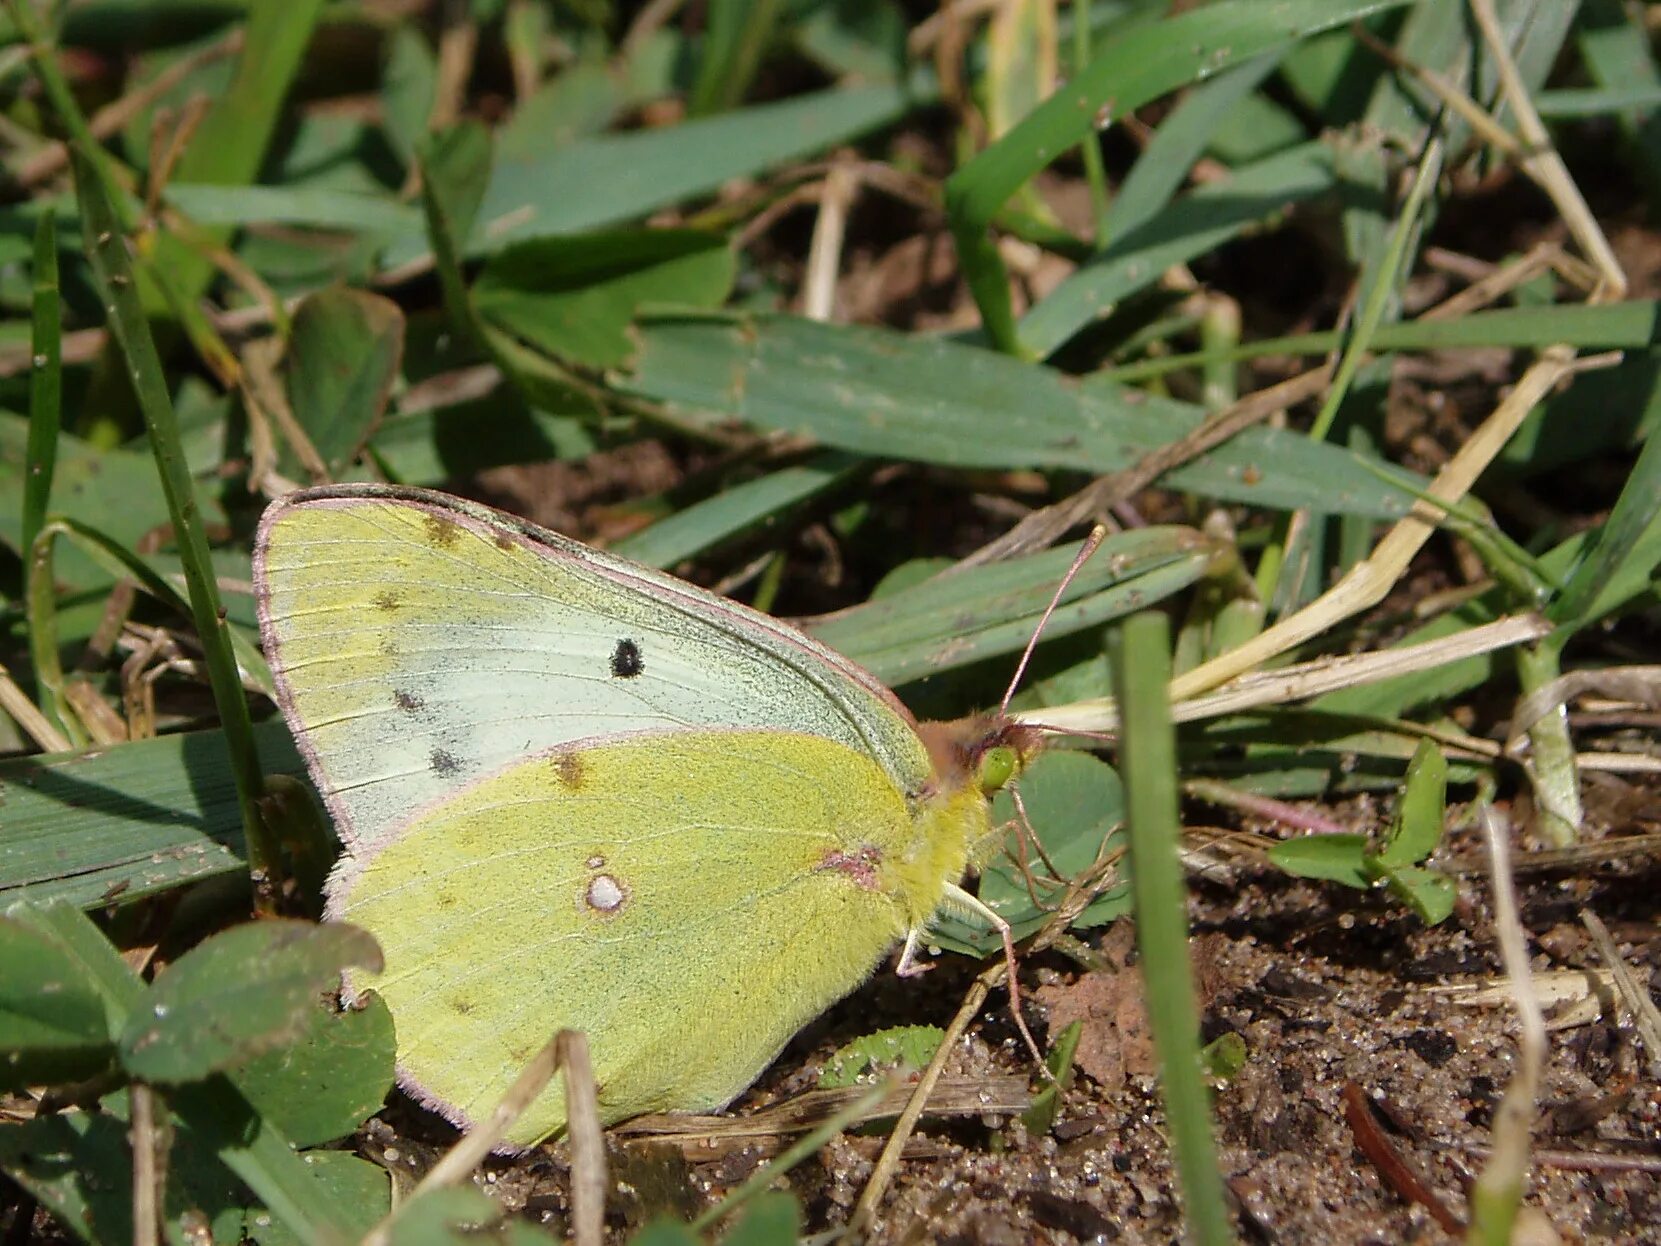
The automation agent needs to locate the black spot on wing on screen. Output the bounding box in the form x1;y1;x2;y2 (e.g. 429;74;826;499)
610;638;643;679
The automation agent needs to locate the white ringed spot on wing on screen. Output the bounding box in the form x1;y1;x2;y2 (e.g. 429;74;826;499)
584;873;628;915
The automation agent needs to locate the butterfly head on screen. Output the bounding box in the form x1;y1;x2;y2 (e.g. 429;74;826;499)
917;713;1045;798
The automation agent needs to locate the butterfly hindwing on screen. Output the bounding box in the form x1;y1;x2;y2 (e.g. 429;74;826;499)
335;729;928;1144
255;485;933;853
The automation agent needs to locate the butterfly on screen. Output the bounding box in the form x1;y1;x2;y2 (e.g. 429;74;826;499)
254;483;1049;1146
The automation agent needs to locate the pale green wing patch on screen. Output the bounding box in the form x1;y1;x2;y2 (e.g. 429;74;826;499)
255;485;931;852
331;730;927;1144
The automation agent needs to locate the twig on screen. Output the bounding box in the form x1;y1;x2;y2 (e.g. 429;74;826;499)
958;363;1335;568
1466;804;1547;1234
1029;611;1549;737
1467;0;1625;299
1341;1082;1463;1233
803;159;859;322
1580;909;1661;1081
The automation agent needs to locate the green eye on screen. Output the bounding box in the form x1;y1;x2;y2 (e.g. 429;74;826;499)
977;745;1018;794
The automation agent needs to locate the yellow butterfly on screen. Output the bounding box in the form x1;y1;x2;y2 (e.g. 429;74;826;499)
255;484;1045;1146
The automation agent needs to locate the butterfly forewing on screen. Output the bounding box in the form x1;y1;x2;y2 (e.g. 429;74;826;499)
255;486;933;853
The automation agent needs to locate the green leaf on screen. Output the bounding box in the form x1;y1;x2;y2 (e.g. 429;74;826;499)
141;0;328;304
1266;834;1373;888
1199;1031;1247;1082
4;901;146;1022
1380;865;1457;926
1375;738;1447;870
232;992;395;1147
628;1221;702;1246
1021;1018;1081;1134
119;921;382;1084
418;121;494;344
169;1076;363;1243
268;1152;390;1245
0;1098;386;1246
0;420;224;592
1109;54;1282;236
164;184;424;235
283;287;406;480
0;1109;247;1246
0;915;114;1088
818;1025;944;1090
388;1186;557;1246
1549;414;1661;628
474;229;734;369
418;122;493;263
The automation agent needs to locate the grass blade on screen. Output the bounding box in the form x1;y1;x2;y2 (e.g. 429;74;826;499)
21;208;59;561
1110;612;1230;1245
945;0;1413;350
69;146;274;905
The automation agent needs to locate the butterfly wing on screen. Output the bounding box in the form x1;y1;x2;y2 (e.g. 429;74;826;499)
255;485;933;853
336;729;945;1145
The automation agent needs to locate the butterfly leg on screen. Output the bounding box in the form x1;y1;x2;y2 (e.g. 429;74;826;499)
939;883;1048;1073
894;926;934;977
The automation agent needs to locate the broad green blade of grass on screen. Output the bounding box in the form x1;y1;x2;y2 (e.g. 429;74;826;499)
1536;83;1661;117
162;184;424;235
0;721;303;911
1508;355;1661;481
945;0;1413;350
474;229;734;369
1104;52;1283;241
1578;0;1661;198
1021;140;1337;357
806;527;1216;686
144;0;327;306
1111;300;1661;383
613;451;868;570
380;82;919;266
622;312;1422;517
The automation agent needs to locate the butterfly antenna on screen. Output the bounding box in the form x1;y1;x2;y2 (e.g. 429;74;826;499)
999;525;1109;717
